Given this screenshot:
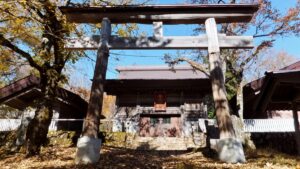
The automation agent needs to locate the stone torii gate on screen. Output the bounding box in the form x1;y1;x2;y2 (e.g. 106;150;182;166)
60;4;259;164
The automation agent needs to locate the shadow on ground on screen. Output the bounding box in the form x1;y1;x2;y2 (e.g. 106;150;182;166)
0;145;299;169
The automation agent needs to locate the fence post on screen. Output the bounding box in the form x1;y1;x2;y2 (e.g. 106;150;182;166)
292;102;300;155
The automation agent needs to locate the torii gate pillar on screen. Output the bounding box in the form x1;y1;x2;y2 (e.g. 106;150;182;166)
205;18;245;163
75;18;111;164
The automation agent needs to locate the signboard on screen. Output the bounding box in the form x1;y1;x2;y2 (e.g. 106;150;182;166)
154;92;167;111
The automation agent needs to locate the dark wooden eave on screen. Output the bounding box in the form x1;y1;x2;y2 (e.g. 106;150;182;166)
243;70;300;118
59;4;259;24
104;79;212;94
0;75;88;111
0;75;39;105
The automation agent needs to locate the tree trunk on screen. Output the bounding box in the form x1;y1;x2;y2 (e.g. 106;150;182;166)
25;99;53;156
25;69;59;157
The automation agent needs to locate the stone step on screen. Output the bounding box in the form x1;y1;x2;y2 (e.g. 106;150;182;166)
128;137;191;150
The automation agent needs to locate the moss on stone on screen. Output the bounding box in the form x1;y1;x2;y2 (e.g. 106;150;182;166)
103;132;135;148
47;130;78;147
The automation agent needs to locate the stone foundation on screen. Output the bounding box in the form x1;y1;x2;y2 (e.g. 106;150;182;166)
217;138;246;163
102;132;206;150
75;136;102;164
47;131;78;147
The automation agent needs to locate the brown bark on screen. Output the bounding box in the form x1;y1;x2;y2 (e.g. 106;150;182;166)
25;69;60;156
25;99;53;156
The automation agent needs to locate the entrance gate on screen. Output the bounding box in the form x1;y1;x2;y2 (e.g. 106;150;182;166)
60;4;258;164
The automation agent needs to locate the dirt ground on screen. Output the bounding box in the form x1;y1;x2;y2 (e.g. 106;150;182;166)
0;145;299;169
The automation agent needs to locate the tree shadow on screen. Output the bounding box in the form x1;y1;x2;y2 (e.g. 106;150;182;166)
0;131;23;161
98;145;190;169
0;148;22;161
190;120;219;160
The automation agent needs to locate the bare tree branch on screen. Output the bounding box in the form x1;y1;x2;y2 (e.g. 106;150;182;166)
240;40;275;70
0;33;42;72
168;57;210;77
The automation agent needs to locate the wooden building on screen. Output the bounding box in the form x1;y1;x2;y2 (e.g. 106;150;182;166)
0;75;88;131
105;65;212;137
239;61;300;154
242;61;300;119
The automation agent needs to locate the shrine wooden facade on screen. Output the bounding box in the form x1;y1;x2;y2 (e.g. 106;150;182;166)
105;65;211;137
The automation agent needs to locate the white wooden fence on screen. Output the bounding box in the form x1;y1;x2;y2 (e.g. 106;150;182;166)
0;119;83;132
0;119;21;131
0;118;298;133
199;118;297;133
243;119;296;132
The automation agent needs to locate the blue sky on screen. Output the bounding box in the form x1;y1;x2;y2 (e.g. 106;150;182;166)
69;0;300;87
266;0;300;56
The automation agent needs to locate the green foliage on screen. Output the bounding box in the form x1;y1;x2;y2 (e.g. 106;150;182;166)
207;109;215;119
203;95;215;119
47;131;77;147
0;1;77;83
225;68;239;100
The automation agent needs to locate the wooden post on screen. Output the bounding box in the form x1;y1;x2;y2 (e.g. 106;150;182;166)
292;102;300;155
153;22;163;39
83;18;111;138
237;82;244;119
75;18;111;164
205;18;245;163
205;18;235;139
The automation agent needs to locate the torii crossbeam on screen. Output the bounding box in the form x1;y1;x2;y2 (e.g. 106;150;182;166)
60;4;258;24
60;4;259;164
